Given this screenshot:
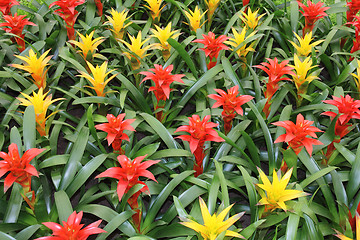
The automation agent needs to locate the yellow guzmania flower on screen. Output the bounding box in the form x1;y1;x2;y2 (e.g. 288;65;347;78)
289;32;324;57
226;27;256;59
289;54;318;93
69;31;105;61
106;8;132;40
239;8;265;29
18;88;62;136
144;0;165;22
184;6;206;32
351;59;360;94
204;0;220;21
150;22;180;60
257;167;307;212
121;31;152;70
11;49;52;89
181;197;244;240
78;61;117;97
334;211;359;240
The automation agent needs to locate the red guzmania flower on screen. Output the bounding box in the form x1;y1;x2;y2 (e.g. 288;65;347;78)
95;113;135;154
94;0;103;16
96;155;159;232
140;64;184;121
36;211;106;240
255;58;294;117
272;113;323;156
49;0;85;40
175;115;224;177
193;31;229;69
347;0;360;22
321;95;360;161
0;13;36;52
208;85;253;134
0;0;19;15
0;143;44;210
0;143;44;192
298;0;329;35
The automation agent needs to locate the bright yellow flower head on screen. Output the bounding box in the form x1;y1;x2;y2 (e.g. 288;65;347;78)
151;22;180;60
144;0;165;22
289;54;318;91
289;32;324;57
181;197;244;240
239;8;265;29
18;88;62;136
78;61;117;97
184;6;206;32
257;167;308;212
69;31;105;60
106;9;132;40
11;49;52;89
204;0;220;21
226;27;256;59
121;31;152;70
351;59;360;94
334;212;359;240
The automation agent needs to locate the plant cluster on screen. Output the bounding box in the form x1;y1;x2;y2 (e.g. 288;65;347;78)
2;0;360;239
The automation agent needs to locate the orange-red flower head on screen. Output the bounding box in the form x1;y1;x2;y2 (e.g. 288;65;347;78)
273;113;323;155
96;155;160;201
0;143;44;192
94;0;102;16
0;0;19;15
175;115;224;154
298;0;329;34
347;0;360;22
0;13;36;52
322;95;360;125
193;31;229;69
95;113;135;153
36;211;105;240
140;64;184;102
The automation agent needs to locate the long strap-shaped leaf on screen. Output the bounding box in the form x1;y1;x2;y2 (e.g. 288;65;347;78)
4;183;22;223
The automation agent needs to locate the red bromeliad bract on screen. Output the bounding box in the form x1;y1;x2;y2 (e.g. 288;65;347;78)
140;64;184;121
298;0;329;35
193;31;229;69
272;113;323;156
96;155;159;232
255;58;294;117
347;0;360;22
95;113;135;154
0;143;44;192
94;0;103;16
208;85;253;134
36;211;105;240
49;0;85;40
175;115;224;177
0;13;36;52
321;95;360;160
0;0;19;15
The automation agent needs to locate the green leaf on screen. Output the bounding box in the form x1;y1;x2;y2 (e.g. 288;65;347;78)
150;149;193;159
15;224;41;240
168;38;198;78
286;213;300;240
300;166;337;188
23;105;36;150
54;190;73;223
59;127;89;191
73;96;121;106
346;142;360;201
239;166;258;223
4;183;22;223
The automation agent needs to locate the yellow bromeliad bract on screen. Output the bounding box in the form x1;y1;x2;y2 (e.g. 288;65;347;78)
181;197;244;240
352;59;360;95
150;22;180;60
239;8;265;29
226;27;256;63
78;61;117;97
18;88;62;136
184;6;206;32
69;31;105;61
121;31;152;70
11;49;52;89
106;8;132;40
289;32;324;57
144;0;165;22
204;0;220;21
257;167;308;212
